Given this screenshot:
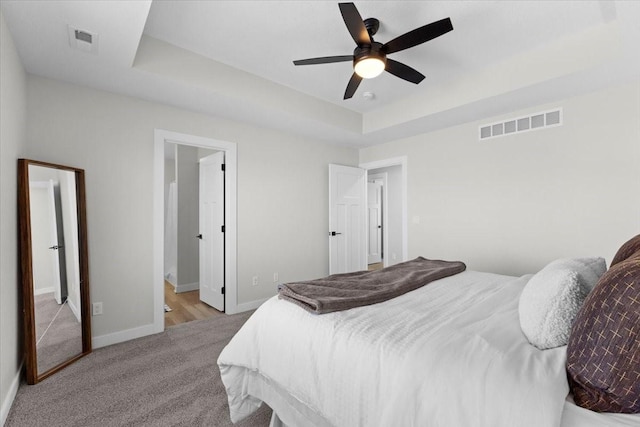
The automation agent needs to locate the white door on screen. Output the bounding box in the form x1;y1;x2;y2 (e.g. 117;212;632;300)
367;180;382;264
199;152;225;311
329;164;367;274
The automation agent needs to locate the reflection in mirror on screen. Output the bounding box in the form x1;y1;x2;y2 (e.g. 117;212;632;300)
18;159;91;384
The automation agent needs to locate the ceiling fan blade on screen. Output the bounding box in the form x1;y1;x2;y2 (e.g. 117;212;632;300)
344;73;363;99
385;59;425;84
293;55;354;66
383;17;453;54
339;2;371;46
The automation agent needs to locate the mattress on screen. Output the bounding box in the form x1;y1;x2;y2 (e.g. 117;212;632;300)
219;270;639;427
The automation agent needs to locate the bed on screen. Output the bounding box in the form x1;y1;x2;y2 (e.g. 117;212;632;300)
218;237;640;427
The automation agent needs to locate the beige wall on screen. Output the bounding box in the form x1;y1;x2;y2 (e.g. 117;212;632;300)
360;81;640;275
176;145;199;288
0;9;27;423
25;75;359;338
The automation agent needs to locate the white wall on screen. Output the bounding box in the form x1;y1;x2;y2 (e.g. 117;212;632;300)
360;81;640;275
0;9;27;424
28;185;55;294
25;75;358;339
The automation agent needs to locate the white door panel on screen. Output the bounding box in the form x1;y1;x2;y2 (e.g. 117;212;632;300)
199;152;225;311
329;164;366;275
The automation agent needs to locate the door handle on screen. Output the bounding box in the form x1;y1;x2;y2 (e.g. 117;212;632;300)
48;245;63;250
329;231;342;236
196;234;203;239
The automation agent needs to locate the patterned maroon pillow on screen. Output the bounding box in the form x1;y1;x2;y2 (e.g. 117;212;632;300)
566;257;640;413
611;234;640;266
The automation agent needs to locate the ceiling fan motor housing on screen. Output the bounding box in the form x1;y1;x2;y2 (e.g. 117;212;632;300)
363;17;380;37
353;42;387;67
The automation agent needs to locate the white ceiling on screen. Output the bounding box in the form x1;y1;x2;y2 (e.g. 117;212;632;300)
2;1;639;147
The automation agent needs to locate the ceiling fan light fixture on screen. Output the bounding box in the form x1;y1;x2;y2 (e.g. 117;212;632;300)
292;3;453;99
354;56;386;79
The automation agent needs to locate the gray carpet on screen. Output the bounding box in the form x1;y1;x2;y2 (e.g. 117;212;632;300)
34;293;83;374
7;311;272;426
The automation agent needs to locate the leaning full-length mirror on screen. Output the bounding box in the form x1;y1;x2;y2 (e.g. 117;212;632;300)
18;159;91;384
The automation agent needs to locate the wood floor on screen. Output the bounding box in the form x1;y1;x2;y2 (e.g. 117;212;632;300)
368;262;384;271
164;281;222;327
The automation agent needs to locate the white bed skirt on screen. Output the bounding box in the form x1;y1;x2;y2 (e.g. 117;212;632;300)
231;361;640;427
269;412;285;427
264;390;640;427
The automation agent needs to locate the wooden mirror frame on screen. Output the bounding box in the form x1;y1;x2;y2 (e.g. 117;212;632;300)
18;159;92;384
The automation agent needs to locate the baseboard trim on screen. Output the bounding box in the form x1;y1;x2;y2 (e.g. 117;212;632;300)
175;282;198;293
1;361;23;426
232;297;270;314
33;287;54;296
91;297;269;348
92;323;157;349
165;273;176;285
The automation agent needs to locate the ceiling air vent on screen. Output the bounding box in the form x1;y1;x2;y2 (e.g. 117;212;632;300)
479;108;562;141
67;25;98;54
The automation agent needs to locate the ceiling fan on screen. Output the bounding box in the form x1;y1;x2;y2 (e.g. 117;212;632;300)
293;2;453;100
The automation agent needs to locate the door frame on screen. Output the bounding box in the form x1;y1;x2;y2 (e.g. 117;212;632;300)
360;156;408;264
153;129;238;334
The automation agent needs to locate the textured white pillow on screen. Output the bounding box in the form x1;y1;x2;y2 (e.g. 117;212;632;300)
518;257;606;350
543;257;606;291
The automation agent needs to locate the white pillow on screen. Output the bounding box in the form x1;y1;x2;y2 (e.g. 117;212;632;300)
518;257;606;350
543;257;606;291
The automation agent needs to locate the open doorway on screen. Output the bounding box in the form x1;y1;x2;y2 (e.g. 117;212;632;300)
327;157;407;275
367;174;385;271
163;143;222;326
153;130;239;334
361;157;407;270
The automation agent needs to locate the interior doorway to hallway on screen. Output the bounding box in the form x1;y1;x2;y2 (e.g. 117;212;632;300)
153;130;239;334
162;144;223;324
361;157;408;270
327;157;407;275
367;175;385;269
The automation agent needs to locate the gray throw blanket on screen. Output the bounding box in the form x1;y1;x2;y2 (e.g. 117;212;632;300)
277;257;466;314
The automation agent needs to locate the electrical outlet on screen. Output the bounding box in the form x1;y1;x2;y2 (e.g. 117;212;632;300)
92;302;103;316
273;272;279;283
252;276;259;286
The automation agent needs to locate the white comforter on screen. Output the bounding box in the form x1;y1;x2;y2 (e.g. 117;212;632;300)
218;271;570;427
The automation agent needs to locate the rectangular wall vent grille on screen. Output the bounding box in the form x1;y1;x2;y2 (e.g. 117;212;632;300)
67;25;98;54
479;108;562;140
74;30;93;44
